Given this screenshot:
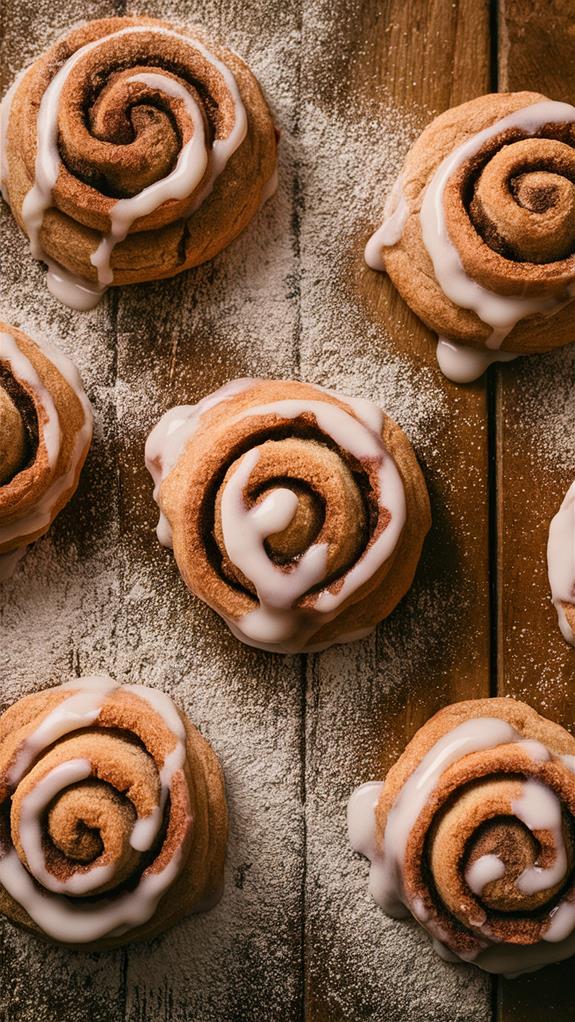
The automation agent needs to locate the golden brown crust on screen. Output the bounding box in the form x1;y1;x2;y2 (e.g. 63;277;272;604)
156;378;431;652
376;698;575;957
379;92;575;353
561;601;575;637
0;682;228;949
5;16;278;285
0;321;92;557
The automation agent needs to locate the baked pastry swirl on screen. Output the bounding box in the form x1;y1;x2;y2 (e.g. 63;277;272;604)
0;676;227;948
1;16;278;309
547;480;575;646
365;93;575;382
349;698;575;975
0;322;92;579
145;378;431;653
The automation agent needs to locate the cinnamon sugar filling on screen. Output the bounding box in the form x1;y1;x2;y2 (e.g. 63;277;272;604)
0;367;39;485
199;421;375;603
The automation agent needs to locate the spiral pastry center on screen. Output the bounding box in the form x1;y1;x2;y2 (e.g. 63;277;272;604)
7;22;248;304
0;386;26;486
0;678;191;941
209;399;404;647
470;138;575;263
349;707;575;974
214;437;367;594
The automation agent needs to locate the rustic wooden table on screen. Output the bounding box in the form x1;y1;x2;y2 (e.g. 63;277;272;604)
1;1;574;1020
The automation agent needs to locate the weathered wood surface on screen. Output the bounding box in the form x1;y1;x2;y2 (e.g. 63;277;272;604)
496;4;575;1020
0;1;573;1021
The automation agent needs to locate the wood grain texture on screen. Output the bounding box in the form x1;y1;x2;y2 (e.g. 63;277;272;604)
0;1;574;1020
496;3;575;1019
301;2;493;1020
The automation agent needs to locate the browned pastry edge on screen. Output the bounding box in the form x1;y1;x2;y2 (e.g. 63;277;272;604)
375;697;575;956
158;378;431;652
378;92;575;353
5;15;278;285
0;321;91;556
0;685;228;949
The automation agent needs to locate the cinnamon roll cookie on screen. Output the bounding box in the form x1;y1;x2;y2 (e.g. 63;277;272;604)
145;378;431;653
0;322;92;579
547;480;575;645
365;93;575;382
1;16;278;309
0;676;227;948
349;698;575;975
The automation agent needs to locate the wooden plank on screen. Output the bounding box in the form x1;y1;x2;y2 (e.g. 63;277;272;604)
114;2;305;1020
0;2;127;1021
299;1;494;1019
496;3;575;1019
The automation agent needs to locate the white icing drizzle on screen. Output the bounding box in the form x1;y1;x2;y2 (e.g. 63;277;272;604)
365;101;575;382
17;758;116;896
436;337;519;383
222;398;405;650
148;383;406;652
145;379;255;547
466;854;506;896
46;264;107;312
364;175;408;270
512;780;567;895
0;676;190;943
348;717;518;917
0;331;92;575
547;480;575;646
220;446;329;645
518;739;551;762
348;715;575;974
89;71;208;286
7;24;248;308
419;100;575;351
0;331;61;472
0;846;183;945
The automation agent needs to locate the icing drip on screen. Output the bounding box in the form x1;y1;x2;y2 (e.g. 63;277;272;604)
226;397;405;646
547;480;575;645
436;337;518;383
364;175;408;270
147;382;407;653
0;676;189;943
0;331;92;575
3;25;249;308
365;101;575;380
348;717;575;975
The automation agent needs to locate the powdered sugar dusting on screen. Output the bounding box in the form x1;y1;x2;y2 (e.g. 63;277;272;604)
0;0;503;1019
